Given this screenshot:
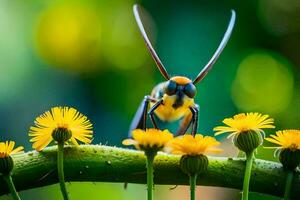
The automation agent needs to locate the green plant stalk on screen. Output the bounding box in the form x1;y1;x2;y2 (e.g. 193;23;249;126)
242;151;254;200
0;145;299;198
146;153;155;200
189;174;197;200
283;170;293;200
3;174;21;200
57;143;70;200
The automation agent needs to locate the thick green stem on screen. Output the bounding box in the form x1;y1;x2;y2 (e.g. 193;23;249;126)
189;174;197;200
284;170;293;200
57;143;70;200
146;154;154;200
3;174;21;200
242;151;254;200
0;145;299;198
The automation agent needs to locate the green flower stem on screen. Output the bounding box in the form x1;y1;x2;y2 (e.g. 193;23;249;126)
145;151;157;200
283;170;293;200
3;174;21;200
242;151;254;200
57;142;70;200
189;174;197;200
146;157;154;200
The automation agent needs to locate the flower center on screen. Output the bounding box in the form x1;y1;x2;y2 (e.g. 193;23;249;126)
289;143;298;151
57;123;69;129
240;126;250;132
0;152;8;158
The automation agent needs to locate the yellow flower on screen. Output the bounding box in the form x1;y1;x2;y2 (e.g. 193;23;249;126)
29;106;93;151
122;129;173;150
265;130;300;151
0;141;24;158
167;134;222;156
214;112;275;138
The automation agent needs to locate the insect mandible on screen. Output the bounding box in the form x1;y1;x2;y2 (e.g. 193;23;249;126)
129;4;236;136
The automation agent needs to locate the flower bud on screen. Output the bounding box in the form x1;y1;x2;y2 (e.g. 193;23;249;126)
279;148;300;171
0;156;14;175
180;155;208;176
233;130;262;154
52;127;72;143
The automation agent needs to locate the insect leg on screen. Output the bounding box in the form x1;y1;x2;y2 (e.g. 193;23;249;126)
176;113;193;136
189;104;199;136
128;95;157;137
148;99;164;129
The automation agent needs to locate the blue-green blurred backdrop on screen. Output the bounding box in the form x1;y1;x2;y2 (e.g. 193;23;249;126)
0;0;299;199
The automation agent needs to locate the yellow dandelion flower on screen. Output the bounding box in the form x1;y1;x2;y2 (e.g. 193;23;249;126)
29;106;93;151
265;130;300;171
0;141;23;199
0;141;23;158
167;134;222;156
122;129;173;150
214;112;275;138
265;130;300;151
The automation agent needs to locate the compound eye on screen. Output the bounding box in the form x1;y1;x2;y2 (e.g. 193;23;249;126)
164;80;177;95
184;83;196;98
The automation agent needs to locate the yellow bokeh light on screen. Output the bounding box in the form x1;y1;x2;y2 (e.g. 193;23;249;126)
231;50;294;114
35;3;101;72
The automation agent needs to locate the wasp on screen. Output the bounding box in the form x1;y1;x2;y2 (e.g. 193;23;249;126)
129;4;236;136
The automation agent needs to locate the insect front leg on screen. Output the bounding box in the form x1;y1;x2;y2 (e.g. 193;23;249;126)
148;99;164;129
189;104;199;136
176;113;193;136
128;95;157;137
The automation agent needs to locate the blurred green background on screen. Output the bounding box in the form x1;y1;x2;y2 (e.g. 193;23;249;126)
0;0;299;199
